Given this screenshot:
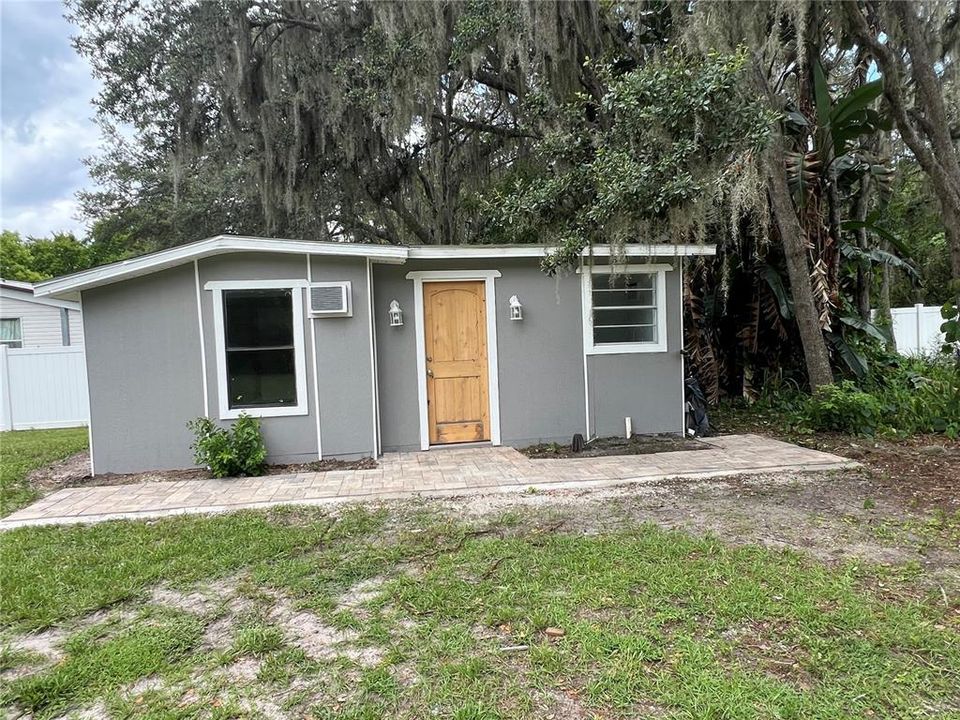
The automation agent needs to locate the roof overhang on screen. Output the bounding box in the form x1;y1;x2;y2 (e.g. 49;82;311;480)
0;286;81;311
406;244;716;260
34;235;408;299
34;234;716;300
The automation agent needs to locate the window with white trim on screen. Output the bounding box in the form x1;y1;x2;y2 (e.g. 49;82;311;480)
0;318;22;348
583;266;668;354
211;284;308;419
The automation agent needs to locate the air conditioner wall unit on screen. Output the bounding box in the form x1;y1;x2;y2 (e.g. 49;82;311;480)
309;281;352;317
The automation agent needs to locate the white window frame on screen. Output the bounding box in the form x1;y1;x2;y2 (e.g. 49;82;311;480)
0;317;23;349
208;280;309;420
581;264;671;355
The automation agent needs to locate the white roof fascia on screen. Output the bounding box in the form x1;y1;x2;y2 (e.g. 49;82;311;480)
0;287;81;311
34;235;408;298
406;243;717;259
35;236;716;299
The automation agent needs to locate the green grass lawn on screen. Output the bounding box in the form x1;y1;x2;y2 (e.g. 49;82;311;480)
2;504;958;719
0;427;88;516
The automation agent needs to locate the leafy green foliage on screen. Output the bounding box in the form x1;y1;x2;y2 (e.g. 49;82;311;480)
187;414;267;479
481;48;773;272
941;302;960;353
728;352;960;438
803;381;883;435
0;231;130;282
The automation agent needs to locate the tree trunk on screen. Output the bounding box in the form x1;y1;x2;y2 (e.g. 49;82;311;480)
765;139;835;390
853;173;872;320
944;202;960;302
878;238;896;352
844;2;960;299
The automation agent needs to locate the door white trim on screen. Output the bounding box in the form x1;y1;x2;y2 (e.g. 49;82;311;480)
405;270;502;451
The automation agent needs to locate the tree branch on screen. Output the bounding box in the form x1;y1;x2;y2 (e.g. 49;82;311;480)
429;112;534;139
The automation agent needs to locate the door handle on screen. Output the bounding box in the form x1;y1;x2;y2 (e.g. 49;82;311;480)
426;369;434;377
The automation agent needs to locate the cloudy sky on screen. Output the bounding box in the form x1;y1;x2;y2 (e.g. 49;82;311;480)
1;0;101;238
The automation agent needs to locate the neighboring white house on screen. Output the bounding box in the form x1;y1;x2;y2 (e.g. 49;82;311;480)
0;279;89;431
0;278;84;348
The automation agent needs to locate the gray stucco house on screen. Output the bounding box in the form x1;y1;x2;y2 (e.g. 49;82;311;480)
35;236;715;474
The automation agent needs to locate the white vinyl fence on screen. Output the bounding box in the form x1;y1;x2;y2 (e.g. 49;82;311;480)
0;346;89;431
887;304;947;356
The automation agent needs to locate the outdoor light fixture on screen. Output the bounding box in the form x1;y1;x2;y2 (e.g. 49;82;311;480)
388;299;403;327
509;295;523;321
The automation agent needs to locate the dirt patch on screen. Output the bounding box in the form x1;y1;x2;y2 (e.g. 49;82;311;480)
225;658;262;682
25;454;377;496
794;434;960;513
270;599;384;666
425;466;960;589
520;434;708;459
25;452;92;490
722;620;814;690
336;577;384;614
125;675;165;696
9;627;69;664
272;457;378;474
150;576;243;617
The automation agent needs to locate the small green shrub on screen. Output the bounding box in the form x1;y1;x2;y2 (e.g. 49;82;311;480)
804;381;883;435
187;413;267;478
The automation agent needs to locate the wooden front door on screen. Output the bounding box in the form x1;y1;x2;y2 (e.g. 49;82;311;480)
423;281;490;445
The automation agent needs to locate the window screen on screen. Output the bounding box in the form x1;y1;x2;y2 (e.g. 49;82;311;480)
223;289;297;408
591;272;658;345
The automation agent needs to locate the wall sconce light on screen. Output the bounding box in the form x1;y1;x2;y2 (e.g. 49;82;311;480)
509;295;523;321
388;300;403;327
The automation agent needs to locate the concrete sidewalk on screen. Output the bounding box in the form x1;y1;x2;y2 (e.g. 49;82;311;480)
0;434;857;529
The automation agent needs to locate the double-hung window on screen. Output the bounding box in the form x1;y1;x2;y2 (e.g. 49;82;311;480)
210;284;308;419
0;318;23;348
583;265;669;354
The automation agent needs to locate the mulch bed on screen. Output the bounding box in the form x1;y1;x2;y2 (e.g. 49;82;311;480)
520;434;709;459
26;452;378;493
796;434;960;513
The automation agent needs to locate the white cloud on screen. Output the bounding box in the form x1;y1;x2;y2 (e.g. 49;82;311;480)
2;196;84;237
1;4;102;239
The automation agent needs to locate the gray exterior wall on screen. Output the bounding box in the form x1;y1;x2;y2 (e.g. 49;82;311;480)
374;258;587;451
309;256;376;458
586;260;685;437
82;250;684;474
82;265;204;473
375;256;684;451
197;253;317;465
197;252;376;464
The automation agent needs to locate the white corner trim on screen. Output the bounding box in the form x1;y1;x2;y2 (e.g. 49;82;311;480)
409;271;502;450
405;269;502;281
679;260;686;435
205;279;308;291
366;258;381;457
484;278;502;448
581;266;669;355
77;293;95;476
194;261;209;418
412;281;428;450
306;256;322;459
211;284;309;420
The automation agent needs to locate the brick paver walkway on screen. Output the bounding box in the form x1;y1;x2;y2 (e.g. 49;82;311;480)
1;434;857;528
